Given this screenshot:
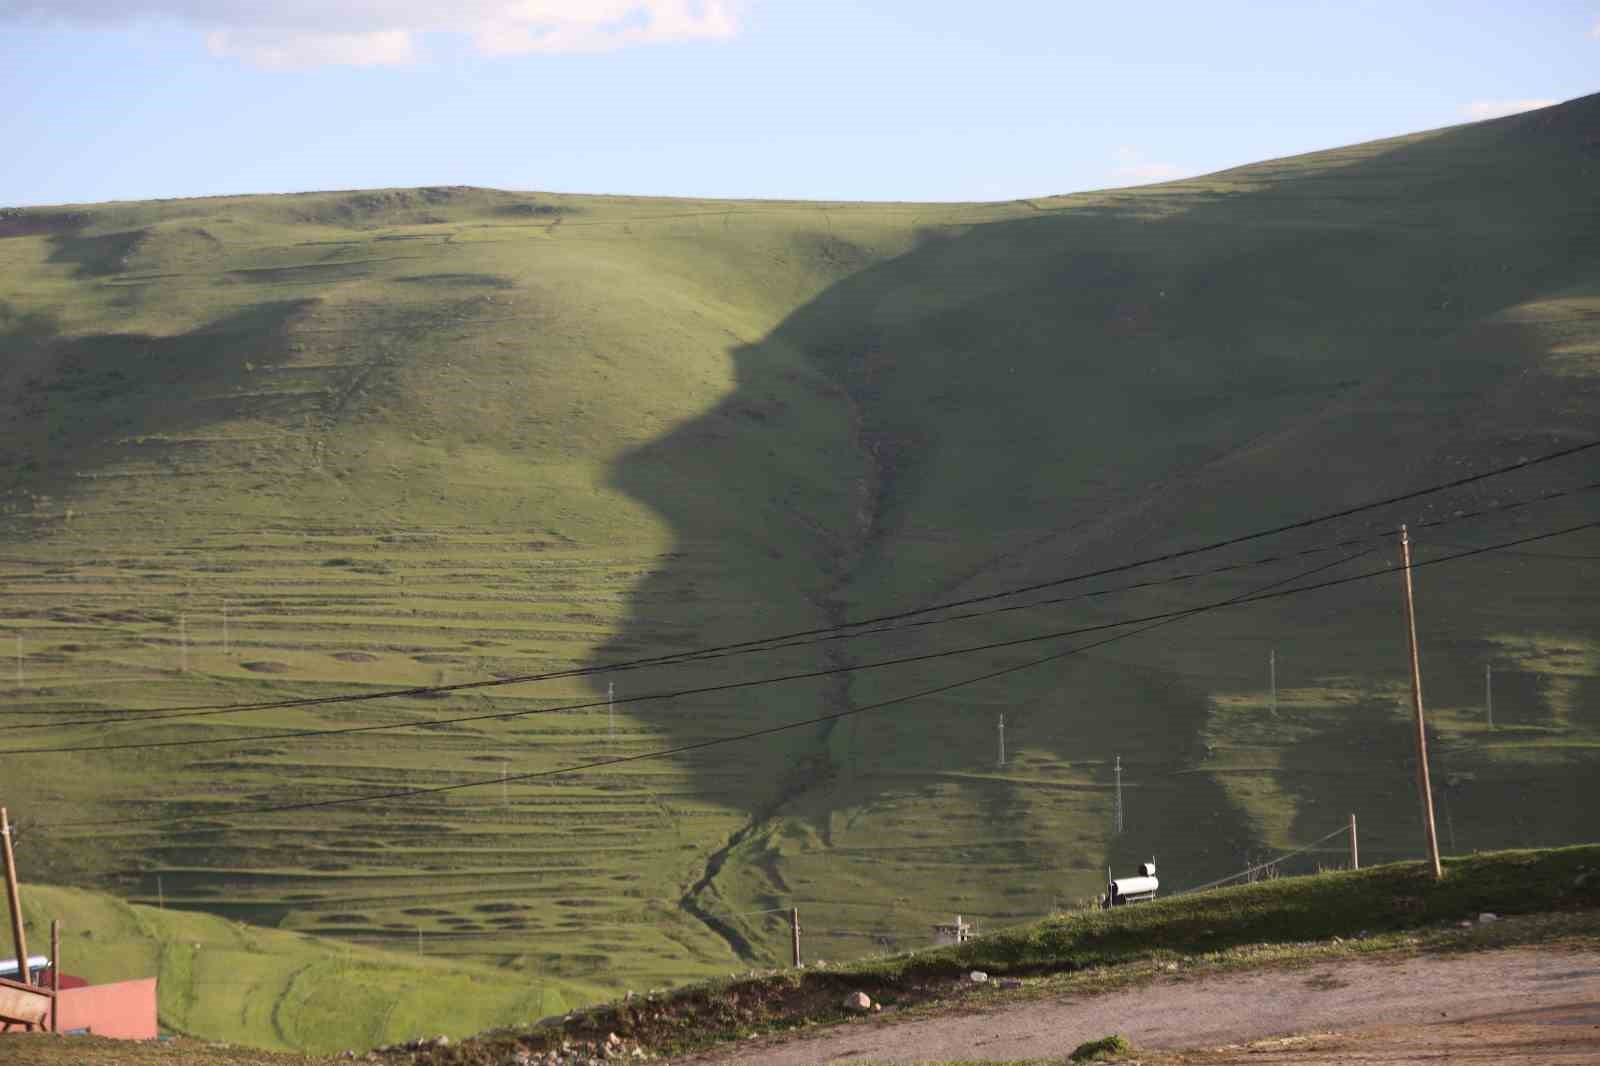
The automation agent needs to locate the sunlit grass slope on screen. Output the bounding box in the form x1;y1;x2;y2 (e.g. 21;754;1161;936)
0;186;1029;990
1;93;1599;1005
16;882;604;1052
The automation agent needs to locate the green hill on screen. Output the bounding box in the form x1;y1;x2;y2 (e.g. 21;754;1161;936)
13;882;602;1051
1;92;1598;1006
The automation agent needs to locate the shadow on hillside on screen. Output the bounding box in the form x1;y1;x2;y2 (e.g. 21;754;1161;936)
595;94;1600;910
0;298;315;506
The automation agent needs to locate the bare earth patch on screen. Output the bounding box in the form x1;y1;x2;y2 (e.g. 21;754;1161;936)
1186;1002;1600;1065
673;945;1600;1064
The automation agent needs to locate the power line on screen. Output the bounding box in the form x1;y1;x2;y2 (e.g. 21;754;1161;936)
9;443;1596;727
13;474;1600;732
1432;541;1600;561
41;540;1365;831
5;539;1363;731
8;516;1598;759
10;560;1375;756
1177;825;1352;896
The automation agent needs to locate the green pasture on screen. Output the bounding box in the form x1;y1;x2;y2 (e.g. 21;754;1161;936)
15;882;605;1052
1;94;1598;1024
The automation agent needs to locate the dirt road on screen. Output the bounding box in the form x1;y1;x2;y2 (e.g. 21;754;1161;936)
676;945;1600;1064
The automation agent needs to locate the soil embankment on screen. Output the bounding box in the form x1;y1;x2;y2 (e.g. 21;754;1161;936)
675;944;1600;1064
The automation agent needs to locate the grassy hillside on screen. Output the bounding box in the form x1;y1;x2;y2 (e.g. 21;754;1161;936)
1;92;1598;1007
6;845;1598;1064
14;882;603;1052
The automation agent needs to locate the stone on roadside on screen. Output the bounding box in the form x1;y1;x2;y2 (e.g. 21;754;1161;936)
1478;912;1499;923
969;970;989;983
844;991;873;1012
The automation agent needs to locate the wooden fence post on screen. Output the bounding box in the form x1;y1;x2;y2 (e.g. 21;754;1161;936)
1349;813;1359;871
790;907;801;968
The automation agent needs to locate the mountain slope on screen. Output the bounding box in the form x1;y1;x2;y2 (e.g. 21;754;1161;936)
1;94;1598;989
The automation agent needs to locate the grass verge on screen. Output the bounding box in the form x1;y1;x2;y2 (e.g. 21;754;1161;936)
389;844;1600;1062
2;845;1597;1064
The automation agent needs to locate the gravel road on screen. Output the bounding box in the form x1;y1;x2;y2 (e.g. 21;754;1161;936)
675;945;1600;1064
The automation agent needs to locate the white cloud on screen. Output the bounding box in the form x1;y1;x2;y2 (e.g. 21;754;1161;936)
204;28;417;69
1461;98;1556;121
2;1;743;68
1110;147;1191;186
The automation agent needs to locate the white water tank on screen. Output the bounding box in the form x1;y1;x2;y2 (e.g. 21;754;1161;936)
1110;875;1159;898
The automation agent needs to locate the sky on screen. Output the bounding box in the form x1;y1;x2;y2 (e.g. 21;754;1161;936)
1;1;1597;206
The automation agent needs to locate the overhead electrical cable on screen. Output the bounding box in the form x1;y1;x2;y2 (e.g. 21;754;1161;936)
11;469;1600;730
9;517;1598;759
4;533;1388;731
43;543;1370;831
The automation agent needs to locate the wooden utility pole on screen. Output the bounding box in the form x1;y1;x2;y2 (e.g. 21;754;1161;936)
1399;526;1444;880
49;920;60;1033
996;714;1005;768
1349;813;1359;871
2;808;29;984
790;907;801;968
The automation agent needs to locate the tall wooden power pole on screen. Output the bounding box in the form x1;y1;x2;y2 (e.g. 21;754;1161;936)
2;807;29;984
1399;526;1443;880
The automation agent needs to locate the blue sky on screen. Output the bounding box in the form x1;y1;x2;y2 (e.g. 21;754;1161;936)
1;1;1596;206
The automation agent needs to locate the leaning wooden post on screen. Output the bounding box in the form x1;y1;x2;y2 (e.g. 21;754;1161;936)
49;919;60;1033
1;807;29;986
790;907;801;968
1349;813;1359;871
1398;527;1444;880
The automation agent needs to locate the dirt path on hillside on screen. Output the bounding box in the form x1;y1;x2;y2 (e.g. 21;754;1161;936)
674;945;1600;1064
1186;1002;1600;1065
